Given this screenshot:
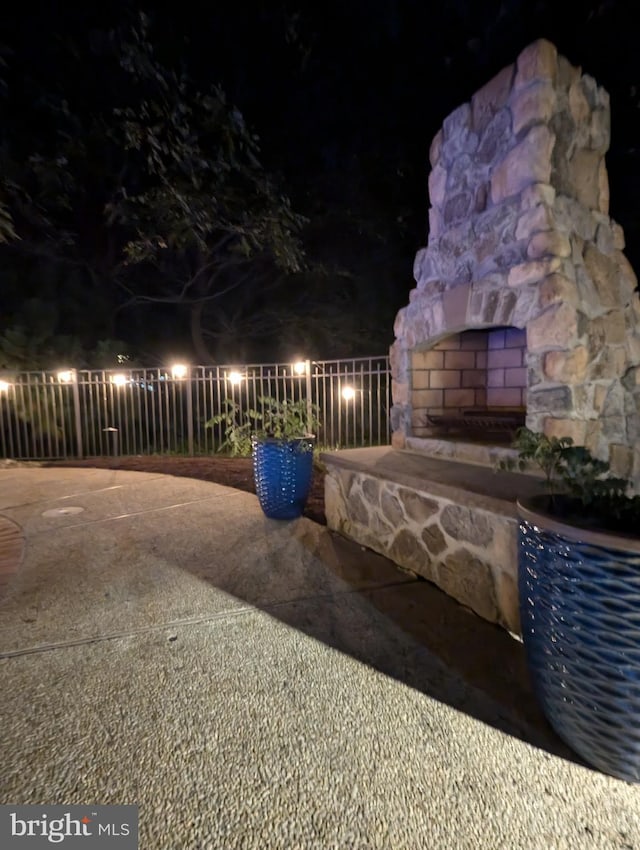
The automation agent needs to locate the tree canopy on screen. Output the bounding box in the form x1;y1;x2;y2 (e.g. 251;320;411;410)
1;1;637;368
0;12;310;367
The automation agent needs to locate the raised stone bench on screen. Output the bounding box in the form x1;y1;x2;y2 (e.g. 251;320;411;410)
321;446;543;635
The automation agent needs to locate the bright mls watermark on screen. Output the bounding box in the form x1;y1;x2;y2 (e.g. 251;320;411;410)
0;806;138;848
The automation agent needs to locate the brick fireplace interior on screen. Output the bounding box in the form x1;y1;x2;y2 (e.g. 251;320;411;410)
410;327;527;441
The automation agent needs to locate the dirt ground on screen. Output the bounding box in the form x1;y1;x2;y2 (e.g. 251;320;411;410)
45;455;327;525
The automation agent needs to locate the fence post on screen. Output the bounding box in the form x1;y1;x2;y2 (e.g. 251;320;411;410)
103;426;119;464
186;367;194;456
72;370;83;458
305;359;312;435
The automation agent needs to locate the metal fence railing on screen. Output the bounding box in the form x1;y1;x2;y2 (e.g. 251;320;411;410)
0;356;391;460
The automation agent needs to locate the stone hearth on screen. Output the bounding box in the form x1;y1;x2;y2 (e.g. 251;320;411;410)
322;446;542;633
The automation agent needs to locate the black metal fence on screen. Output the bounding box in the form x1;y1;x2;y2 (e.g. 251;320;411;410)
0;357;391;460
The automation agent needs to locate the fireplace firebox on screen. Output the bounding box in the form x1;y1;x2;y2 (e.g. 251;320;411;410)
411;327;526;442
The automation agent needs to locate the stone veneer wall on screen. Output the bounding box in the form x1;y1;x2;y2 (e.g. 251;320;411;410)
323;454;524;633
391;39;640;485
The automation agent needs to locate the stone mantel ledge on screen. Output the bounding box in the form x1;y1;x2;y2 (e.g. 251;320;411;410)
319;446;542;518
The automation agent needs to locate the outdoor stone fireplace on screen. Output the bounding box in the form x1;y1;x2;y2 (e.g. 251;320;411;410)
323;39;640;634
390;38;640;481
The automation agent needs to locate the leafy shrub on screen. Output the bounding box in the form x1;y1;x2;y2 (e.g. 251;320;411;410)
206;396;319;456
498;427;640;531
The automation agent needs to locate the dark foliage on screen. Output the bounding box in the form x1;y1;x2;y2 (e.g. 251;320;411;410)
1;1;637;367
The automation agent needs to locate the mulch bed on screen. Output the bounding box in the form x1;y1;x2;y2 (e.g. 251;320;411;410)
44;455;327;525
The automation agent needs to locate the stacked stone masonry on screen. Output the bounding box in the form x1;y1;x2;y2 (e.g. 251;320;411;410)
390;39;640;485
324;461;521;633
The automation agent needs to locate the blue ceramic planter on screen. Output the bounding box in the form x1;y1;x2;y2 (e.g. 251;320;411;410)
252;436;314;520
518;498;640;783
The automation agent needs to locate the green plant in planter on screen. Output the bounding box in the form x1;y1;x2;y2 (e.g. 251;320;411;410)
257;396;319;444
206;396;320;456
500;426;640;782
499;426;640;534
206;399;257;456
249;397;320;520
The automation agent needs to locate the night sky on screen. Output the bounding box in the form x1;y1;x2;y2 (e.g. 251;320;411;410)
1;1;638;366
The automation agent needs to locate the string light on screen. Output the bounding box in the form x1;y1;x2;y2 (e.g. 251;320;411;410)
171;364;188;379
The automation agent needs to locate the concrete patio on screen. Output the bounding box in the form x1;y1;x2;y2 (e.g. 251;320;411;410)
1;465;639;849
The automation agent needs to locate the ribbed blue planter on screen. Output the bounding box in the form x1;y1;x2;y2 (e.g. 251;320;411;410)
518;498;640;783
252;436;314;520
